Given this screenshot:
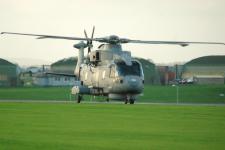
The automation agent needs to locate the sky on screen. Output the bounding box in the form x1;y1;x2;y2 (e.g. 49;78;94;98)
0;0;225;66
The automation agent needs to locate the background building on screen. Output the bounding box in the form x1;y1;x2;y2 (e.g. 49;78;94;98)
30;58;78;86
32;73;76;86
182;56;225;84
157;66;178;85
51;57;77;74
0;58;20;87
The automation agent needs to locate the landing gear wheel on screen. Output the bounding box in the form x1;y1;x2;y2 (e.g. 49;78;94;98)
77;95;82;103
129;99;135;104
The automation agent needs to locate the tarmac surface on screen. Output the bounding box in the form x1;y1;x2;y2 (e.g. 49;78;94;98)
0;100;225;106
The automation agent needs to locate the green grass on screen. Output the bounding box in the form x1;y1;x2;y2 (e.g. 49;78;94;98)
0;87;72;100
0;85;225;103
0;103;225;150
141;85;225;103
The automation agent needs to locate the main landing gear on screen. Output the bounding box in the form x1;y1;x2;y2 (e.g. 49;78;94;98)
77;94;83;103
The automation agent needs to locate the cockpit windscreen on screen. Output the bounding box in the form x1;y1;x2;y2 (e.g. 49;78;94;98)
116;61;141;76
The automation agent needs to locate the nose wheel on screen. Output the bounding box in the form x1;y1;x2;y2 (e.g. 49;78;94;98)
129;99;134;104
125;97;135;104
125;99;128;104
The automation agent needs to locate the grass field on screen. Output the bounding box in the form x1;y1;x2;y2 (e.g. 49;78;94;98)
0;85;225;103
0;103;225;150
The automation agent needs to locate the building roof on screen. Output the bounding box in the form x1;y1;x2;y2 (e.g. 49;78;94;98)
185;55;225;66
0;58;16;66
51;57;78;66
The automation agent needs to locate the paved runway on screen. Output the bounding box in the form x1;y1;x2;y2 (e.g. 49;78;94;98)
0;100;225;106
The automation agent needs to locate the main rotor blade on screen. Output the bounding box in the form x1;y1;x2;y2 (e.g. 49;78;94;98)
1;32;89;41
2;32;224;46
126;39;225;46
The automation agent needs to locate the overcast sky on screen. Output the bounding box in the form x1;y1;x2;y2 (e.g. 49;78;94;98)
0;0;225;66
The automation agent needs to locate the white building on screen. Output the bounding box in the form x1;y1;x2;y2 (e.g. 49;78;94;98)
33;73;77;86
193;75;224;85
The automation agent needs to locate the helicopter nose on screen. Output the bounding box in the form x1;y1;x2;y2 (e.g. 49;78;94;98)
128;78;138;85
123;76;144;93
111;76;144;94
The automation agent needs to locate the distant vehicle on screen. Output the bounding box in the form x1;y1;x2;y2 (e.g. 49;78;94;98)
1;27;224;104
186;78;194;84
178;78;194;84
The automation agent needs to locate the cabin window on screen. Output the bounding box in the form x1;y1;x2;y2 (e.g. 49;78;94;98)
110;66;116;78
116;61;141;76
55;77;60;81
64;77;70;81
102;71;106;79
85;72;88;80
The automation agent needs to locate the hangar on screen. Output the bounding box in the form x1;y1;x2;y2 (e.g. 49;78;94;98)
51;57;77;74
0;58;20;87
182;56;225;84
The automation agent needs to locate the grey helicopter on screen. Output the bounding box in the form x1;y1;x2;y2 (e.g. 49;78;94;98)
1;27;225;104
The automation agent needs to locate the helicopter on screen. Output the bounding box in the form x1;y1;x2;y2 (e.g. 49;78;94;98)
1;27;225;104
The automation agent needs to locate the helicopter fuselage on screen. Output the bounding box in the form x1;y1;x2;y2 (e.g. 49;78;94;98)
71;43;144;102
